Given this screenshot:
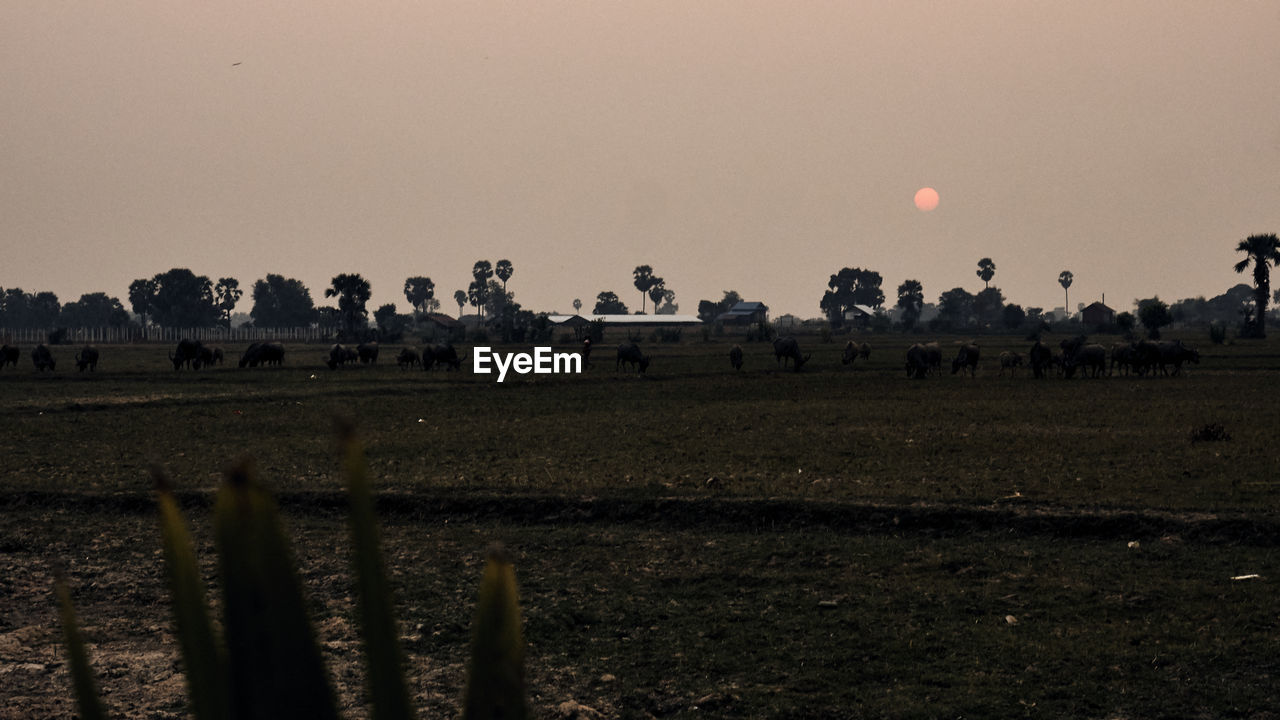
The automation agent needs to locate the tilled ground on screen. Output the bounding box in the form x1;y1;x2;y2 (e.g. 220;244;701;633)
3;493;1279;719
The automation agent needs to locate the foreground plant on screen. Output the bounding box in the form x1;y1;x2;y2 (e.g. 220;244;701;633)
55;429;526;719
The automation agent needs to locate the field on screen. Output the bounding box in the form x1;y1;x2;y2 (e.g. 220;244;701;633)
2;332;1278;718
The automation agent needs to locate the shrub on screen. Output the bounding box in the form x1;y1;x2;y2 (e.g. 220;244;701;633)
57;428;527;719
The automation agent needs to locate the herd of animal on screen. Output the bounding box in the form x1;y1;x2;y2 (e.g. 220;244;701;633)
0;334;1201;379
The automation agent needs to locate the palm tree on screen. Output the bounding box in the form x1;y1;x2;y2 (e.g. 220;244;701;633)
633;265;655;312
495;259;514;291
214;277;243;329
1233;233;1280;338
324;273;372;338
572;298;582;314
647;279;666;314
403;276;435;314
454;290;467;318
1058;271;1073;318
896;279;924;329
976;258;995;289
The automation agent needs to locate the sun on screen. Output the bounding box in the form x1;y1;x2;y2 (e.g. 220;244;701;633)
914;187;939;212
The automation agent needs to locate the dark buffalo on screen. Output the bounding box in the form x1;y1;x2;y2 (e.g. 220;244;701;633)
194;345;219;370
729;344;744;370
32;344;56;372
998;351;1023;375
170;338;203;370
951;343;980;376
357;341;379;364
395;347;420;370
771;337;809;371
240;342;285;368
326;344;359;370
1063;344;1107;378
923;342;943;375
210;347;225;366
0;344;19;369
905;343;930;379
1132;340;1162;376
1157;340;1199;376
616;343;650;373
422;343;463;371
1110;343;1136;376
1028;340;1053;379
75;346;100;372
841;341;871;365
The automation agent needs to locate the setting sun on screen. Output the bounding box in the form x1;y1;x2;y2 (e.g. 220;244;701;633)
914;187;939;211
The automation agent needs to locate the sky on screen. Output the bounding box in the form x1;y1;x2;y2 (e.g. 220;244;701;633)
3;2;1278;320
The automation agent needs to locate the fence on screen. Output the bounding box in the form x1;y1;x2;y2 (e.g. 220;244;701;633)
0;326;328;345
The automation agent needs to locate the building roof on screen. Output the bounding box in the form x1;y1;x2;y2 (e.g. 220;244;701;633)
422;313;465;328
545;313;703;326
844;305;878;317
1082;301;1114;313
727;301;768;313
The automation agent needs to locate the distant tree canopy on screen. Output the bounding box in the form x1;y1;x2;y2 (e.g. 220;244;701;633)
821;267;884;326
251;274;317;328
896;280;924;329
1001;303;1026;330
973;287;1005;327
60;292;130;328
135;268;219;328
1137;297;1172;338
633;265;660;313
697;290;742;322
324;273;372;338
403;276;436;314
0;288;62;329
976;258;996;288
935;287;975;330
1233;232;1280;338
594;291;629;315
214;277;242;329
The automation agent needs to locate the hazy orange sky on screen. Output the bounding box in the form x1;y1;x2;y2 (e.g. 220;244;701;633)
3;2;1277;320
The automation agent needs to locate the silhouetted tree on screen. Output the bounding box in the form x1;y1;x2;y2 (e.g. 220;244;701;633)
1116;311;1136;335
1232;233;1280;338
472;260;493;286
973;287;1005;328
454;290;467;318
403;276;436;314
251;274;317;327
60;293;130;328
896;279;924;330
467;279;490;318
149;268;219;328
821;268;884;326
1002;303;1026;330
324;273;372;338
656;289;678;314
697;290;742;322
373;303;398;334
1137;297;1172;339
127;278;157;327
594;291;629;315
572;298;582;314
647;278;666;315
977;258;996;288
214;277;242;329
633;265;657;312
1058;271;1073;317
495;259;514;290
935;287;975;330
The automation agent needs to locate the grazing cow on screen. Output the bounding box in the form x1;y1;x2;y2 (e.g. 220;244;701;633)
0;344;20;369
1110;343;1136;376
841;341;871;365
1156;340;1199;376
616;343;650;373
325;344;359;370
75;346;100;372
240;342;285;368
998;351;1024;375
422;343;463;371
194;345;218;370
771;337;810;371
729;344;744;370
951;343;980;376
1028;341;1053;379
170;338;203;370
1132;340;1162;376
1063;344;1107;378
396;347;420;370
923;342;943;375
357;341;379;364
210;347;225;366
31;344;56;372
905;344;931;379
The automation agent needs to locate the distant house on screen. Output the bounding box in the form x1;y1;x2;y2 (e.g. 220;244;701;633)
420;313;466;341
1081;301;1115;326
842;305;877;327
715;302;769;325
